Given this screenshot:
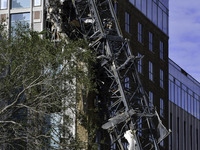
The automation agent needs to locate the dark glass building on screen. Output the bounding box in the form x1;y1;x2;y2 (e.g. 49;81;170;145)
169;59;200;150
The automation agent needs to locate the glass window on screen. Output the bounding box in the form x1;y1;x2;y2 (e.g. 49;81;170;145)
158;7;163;29
160;69;164;88
185;90;188;111
136;0;141;10
160;41;164;59
138;118;142;136
125;77;129;90
149;61;153;81
171;81;175;103
137;53;142;73
191;96;194;115
11;0;30;9
129;0;135;5
149;32;153;51
147;0;152;20
141;0;147;15
163;12;168;34
0;0;7;9
125;12;130;33
152;2;157;25
138;22;143;43
181;89;185;109
175;84;178;105
194;99;197;118
11;13;30;35
197;101;200;119
178;86;181;107
149;91;153;107
188;94;191;114
34;0;41;6
160;98;164;117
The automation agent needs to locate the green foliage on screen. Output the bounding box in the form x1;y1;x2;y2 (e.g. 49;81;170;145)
0;23;95;149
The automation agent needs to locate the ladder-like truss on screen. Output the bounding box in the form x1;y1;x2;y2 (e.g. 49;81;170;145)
46;0;170;149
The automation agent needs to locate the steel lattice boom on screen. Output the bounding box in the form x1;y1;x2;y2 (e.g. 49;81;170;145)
46;0;170;149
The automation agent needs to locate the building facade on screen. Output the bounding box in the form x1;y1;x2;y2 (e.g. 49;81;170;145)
169;59;200;150
116;0;169;149
0;0;44;32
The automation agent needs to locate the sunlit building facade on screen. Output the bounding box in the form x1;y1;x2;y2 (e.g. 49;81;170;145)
0;0;44;32
169;59;200;150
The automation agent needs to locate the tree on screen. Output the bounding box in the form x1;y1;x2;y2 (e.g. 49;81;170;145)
0;24;94;150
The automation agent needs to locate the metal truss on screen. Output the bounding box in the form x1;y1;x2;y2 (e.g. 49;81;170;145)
47;0;170;149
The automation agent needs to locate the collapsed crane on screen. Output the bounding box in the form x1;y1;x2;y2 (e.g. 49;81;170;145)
46;0;170;149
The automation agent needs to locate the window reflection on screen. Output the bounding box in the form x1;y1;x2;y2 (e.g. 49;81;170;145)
11;0;30;9
0;0;7;9
169;73;200;119
158;7;162;29
34;0;41;6
11;13;30;36
125;12;130;33
136;0;141;10
147;0;152;20
152;2;157;24
129;0;169;35
141;0;146;15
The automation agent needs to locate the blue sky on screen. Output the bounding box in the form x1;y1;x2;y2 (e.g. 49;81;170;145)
169;0;200;82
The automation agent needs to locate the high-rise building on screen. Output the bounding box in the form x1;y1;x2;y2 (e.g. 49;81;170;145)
169;59;200;150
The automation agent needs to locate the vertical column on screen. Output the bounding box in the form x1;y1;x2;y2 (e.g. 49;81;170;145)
30;0;33;29
8;0;10;31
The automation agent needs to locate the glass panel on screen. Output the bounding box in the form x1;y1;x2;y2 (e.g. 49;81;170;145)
152;2;157;25
197;101;200;119
191;96;194;115
147;0;152;20
194;99;197;118
158;7;163;29
160;69;164;88
0;0;7;9
178;87;181;107
160;41;163;59
171;81;175;103
181;89;185;109
11;13;30;35
125;77;129;89
185;90;187;111
188;94;191;114
149;32;153;51
149;61;153;81
160;98;164;117
149;91;153;107
136;0;141;10
163;12;168;34
137;53;142;73
34;0;41;6
141;0;147;15
175;84;177;105
138;22;143;43
11;0;30;9
129;0;135;5
125;12;130;33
